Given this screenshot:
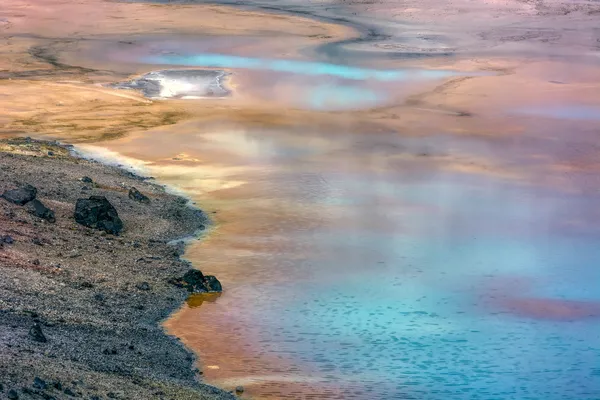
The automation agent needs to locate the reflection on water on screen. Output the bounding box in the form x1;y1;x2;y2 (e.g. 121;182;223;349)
186;293;222;309
514;105;600;121
306;84;384;110
85;118;600;399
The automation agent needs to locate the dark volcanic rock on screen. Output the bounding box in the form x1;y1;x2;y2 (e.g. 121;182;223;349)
170;270;223;293
128;187;150;204
7;389;19;399
27;199;56;222
2;184;37;205
33;377;47;390
136;282;151;291
204;275;223;292
29;323;47;343
2;235;13;244
74;196;123;235
80;176;93;184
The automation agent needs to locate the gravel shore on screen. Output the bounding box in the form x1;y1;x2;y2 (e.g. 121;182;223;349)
0;138;235;400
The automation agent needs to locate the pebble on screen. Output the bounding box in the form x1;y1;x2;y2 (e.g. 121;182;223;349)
33;377;47;390
29;322;47;343
135;282;151;291
235;386;244;394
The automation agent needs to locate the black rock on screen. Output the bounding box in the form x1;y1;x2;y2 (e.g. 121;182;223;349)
182;269;205;291
0;382;3;391
135;282;151;291
47;151;54;156
74;196;123;235
171;270;223;293
29;322;47;343
79;281;94;289
204;275;223;292
81;176;93;183
63;388;76;397
52;381;62;391
33;377;47;390
235;386;244;394
2;235;13;244
27;199;56;223
8;389;19;399
2;184;37;205
128;187;150;204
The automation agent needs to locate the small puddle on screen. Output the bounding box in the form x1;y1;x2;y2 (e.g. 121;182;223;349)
110;69;230;99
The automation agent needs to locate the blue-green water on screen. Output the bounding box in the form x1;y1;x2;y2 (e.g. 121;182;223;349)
144;53;469;81
153;124;600;399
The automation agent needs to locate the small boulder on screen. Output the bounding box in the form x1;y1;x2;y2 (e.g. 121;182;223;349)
2;235;14;244
204;275;223;292
128;187;150;204
182;269;205;292
170;270;223;293
74;196;123;235
27;199;56;223
81;176;93;184
7;389;19;399
29;323;47;343
235;386;244;394
2;184;37;205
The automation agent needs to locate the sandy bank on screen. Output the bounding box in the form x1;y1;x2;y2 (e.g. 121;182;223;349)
0;138;235;400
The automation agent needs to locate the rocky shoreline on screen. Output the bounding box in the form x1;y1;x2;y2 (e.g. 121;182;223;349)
0;138;235;400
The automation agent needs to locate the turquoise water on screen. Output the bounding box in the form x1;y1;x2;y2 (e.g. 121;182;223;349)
143;53;469;81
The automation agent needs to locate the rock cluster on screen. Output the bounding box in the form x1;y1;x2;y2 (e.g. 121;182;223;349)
169;269;223;293
2;184;56;223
